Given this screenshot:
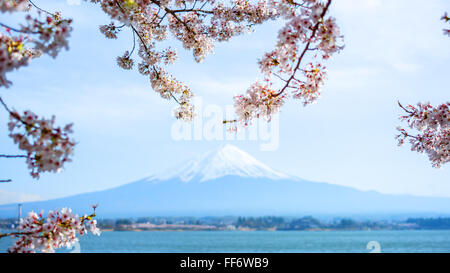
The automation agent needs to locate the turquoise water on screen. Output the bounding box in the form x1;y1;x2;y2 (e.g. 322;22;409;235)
1;230;450;253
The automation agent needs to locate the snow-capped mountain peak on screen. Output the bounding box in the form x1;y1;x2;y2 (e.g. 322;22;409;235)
155;144;290;182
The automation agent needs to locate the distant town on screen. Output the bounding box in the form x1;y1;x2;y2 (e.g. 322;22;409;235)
3;216;450;232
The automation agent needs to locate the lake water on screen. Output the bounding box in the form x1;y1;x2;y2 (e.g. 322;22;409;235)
1;230;450;253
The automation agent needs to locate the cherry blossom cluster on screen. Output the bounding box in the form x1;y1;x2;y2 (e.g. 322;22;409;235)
442;12;449;37
397;102;450;168
0;0;29;13
7;207;100;253
7;109;76;179
234;80;286;125
0;1;73;87
291;62;326;106
100;22;123;39
24;12;73;58
0;32;34;87
87;0;286;121
88;0;343;124
394;13;450;168
117;50;134;69
233;0;343;126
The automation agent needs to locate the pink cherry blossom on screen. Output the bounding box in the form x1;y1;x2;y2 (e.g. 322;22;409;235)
88;0;343;122
397;102;450;168
7;108;76;179
0;3;73;87
394;13;450;168
0;0;30;13
6;208;100;253
117;50;134;69
234;81;286;126
0;32;34;87
233;0;343;124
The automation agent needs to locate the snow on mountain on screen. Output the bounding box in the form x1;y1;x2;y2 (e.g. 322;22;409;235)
154;144;290;182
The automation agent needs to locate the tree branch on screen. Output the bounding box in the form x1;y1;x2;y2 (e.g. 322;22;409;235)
0;22;39;34
0;231;34;239
0;155;27;158
0;96;41;130
28;0;55;17
0;96;12;114
275;0;332;97
398;101;415;115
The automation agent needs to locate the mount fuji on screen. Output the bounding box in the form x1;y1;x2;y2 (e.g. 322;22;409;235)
1;144;450;218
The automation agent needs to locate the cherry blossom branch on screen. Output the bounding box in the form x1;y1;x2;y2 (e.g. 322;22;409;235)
92;0;286;121
397;101;449;168
112;0;192;114
129;29;136;56
0;1;101;254
0;154;27;158
0;22;39;34
398;101;415;115
122;14;182;108
0;96;38;130
0;231;33;239
149;0;195;34
1;96;76;179
0;0;58;35
0;96;12;113
90;1;345;125
1;3;73;87
394;14;450;168
28;0;55;17
231;0;343;126
275;0;332;97
4;207;100;253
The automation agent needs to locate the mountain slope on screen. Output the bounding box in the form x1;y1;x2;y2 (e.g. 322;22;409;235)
1;145;450;218
156;144;289;182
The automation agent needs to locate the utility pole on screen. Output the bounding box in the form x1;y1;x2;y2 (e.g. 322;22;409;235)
17;204;22;226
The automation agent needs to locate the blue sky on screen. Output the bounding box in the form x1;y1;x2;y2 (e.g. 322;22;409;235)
0;0;449;204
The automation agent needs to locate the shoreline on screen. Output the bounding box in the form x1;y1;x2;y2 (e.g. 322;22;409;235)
99;228;441;232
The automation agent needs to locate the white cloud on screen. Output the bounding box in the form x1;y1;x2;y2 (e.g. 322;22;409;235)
391;62;422;74
0;190;43;205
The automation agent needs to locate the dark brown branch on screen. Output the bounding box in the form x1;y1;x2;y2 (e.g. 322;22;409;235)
0;96;39;129
0;22;39;34
149;0;199;37
0;231;37;239
128;29;136;57
28;0;55;17
0;96;12;114
114;1;183;107
223;119;238;124
275;0;332;97
0;155;27;158
273;73;288;82
398;101;415;115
